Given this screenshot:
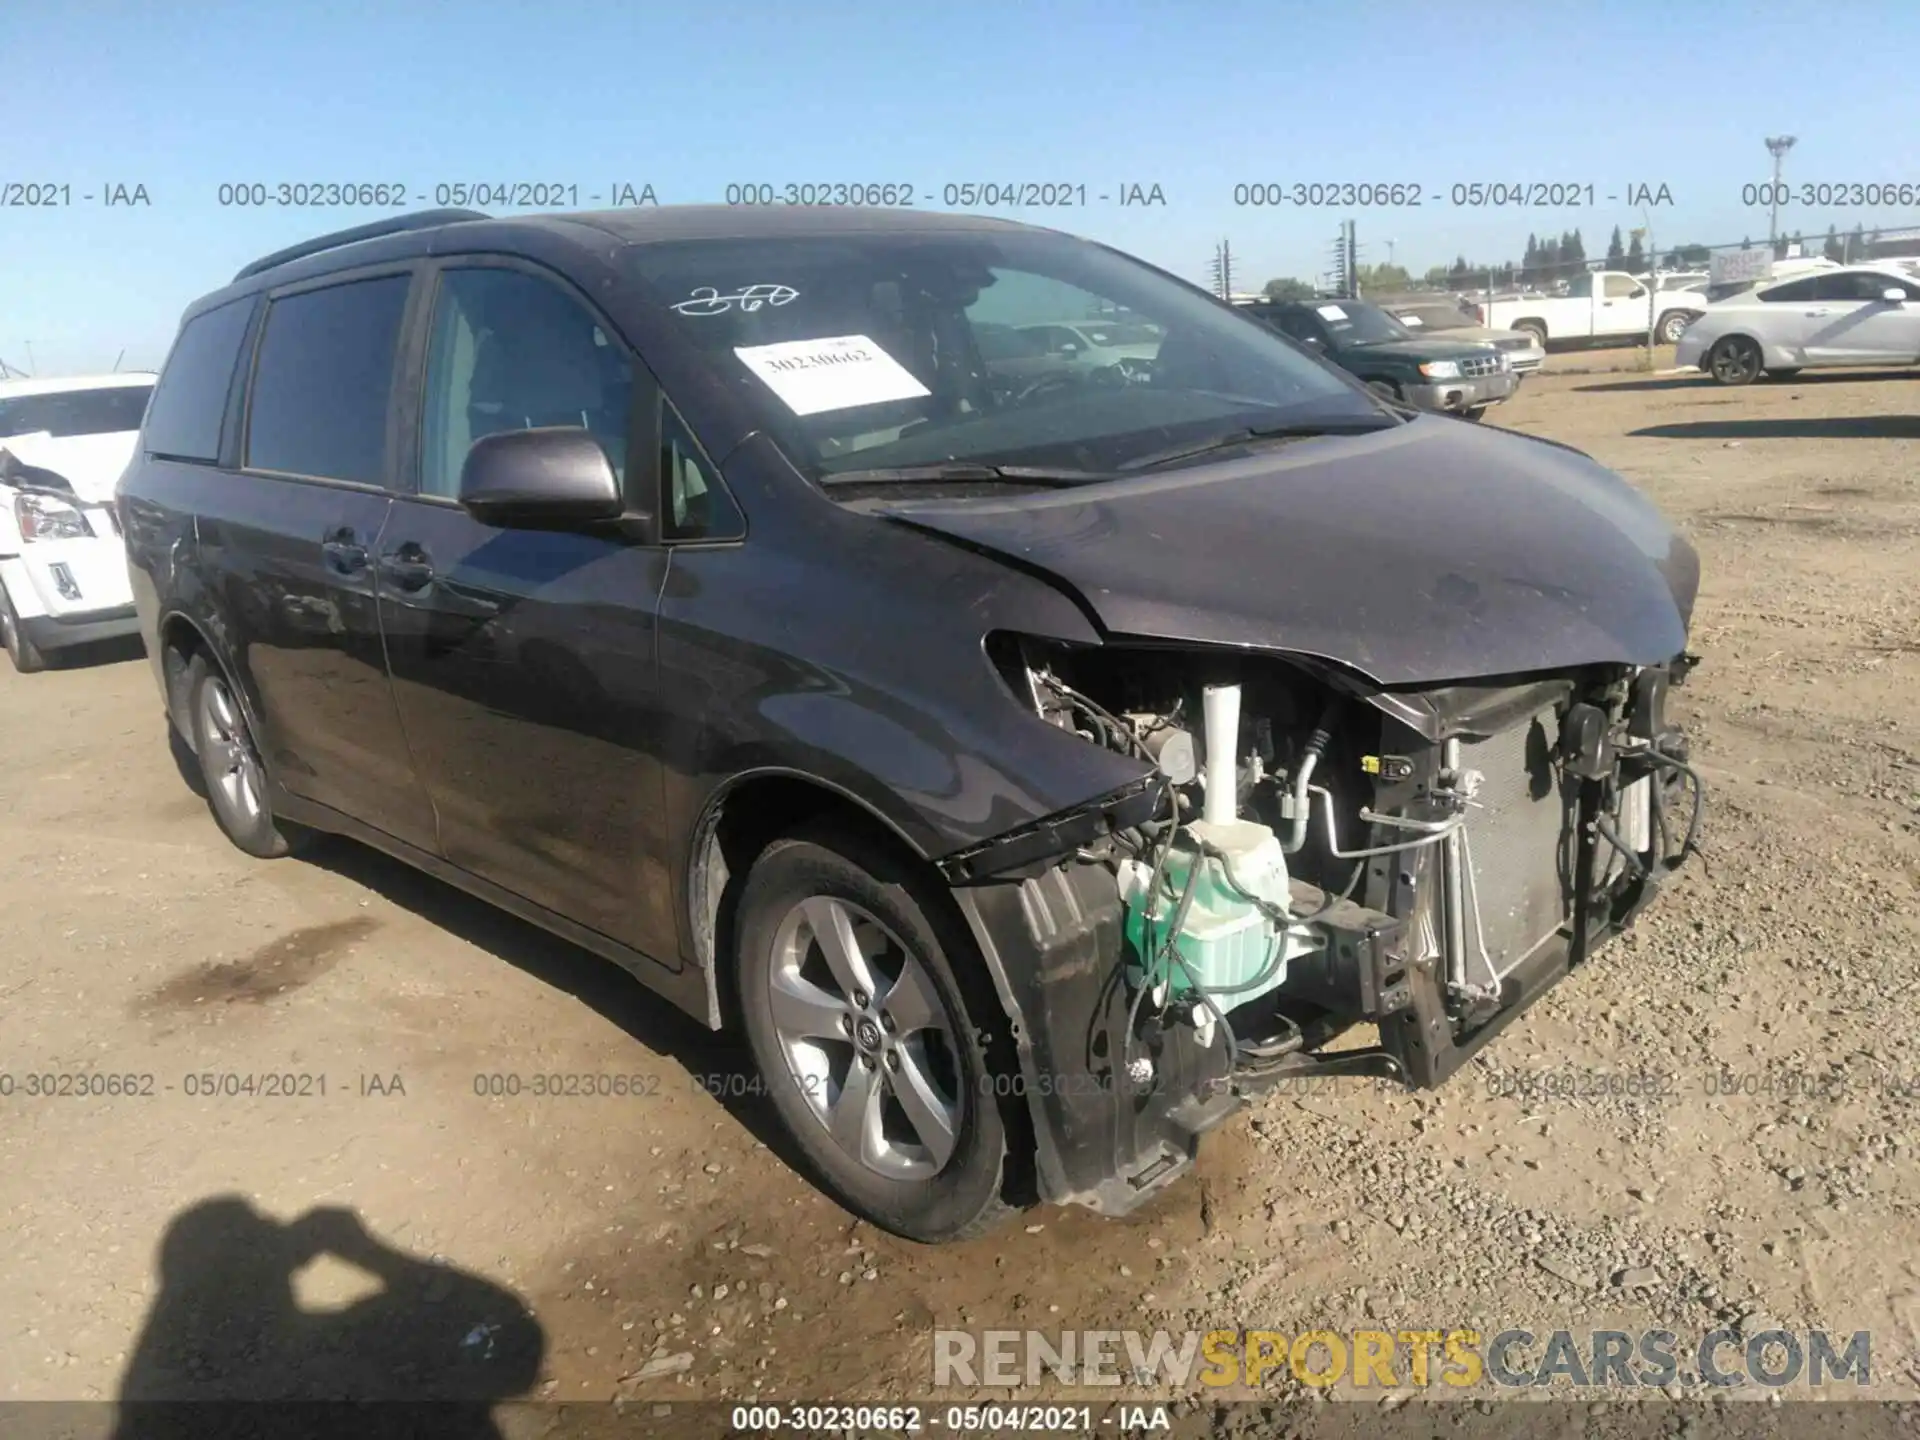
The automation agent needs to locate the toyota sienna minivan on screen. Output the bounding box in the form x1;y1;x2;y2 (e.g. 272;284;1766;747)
120;206;1704;1242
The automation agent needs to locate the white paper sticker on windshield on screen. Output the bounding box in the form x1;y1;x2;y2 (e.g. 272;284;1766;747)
1400;313;1424;326
733;334;931;416
1316;304;1348;321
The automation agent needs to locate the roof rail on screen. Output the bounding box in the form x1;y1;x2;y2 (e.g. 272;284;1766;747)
232;208;491;283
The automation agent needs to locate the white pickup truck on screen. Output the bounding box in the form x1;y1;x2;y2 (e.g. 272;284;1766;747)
1479;270;1710;348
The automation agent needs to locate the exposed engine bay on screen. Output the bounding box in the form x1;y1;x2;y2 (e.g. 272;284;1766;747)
952;635;1705;1212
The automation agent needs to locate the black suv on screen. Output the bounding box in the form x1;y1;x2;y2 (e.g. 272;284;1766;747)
120;206;1704;1243
1240;297;1518;421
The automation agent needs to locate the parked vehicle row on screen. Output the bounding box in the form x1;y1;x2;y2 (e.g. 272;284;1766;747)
0;373;154;671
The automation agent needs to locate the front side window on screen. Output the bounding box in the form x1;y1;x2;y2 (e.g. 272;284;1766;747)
247;276;410;484
419;267;634;500
626;228;1382;482
1603;275;1641;299
662;400;743;542
1757;277;1819;303
0;384;152;441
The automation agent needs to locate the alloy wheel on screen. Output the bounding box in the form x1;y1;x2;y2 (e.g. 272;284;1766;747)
766;895;963;1181
198;674;265;825
1710;337;1761;385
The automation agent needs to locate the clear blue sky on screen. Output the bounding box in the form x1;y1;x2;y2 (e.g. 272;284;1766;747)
4;0;1915;374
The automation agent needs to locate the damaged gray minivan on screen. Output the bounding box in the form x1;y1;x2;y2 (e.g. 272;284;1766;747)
121;206;1704;1243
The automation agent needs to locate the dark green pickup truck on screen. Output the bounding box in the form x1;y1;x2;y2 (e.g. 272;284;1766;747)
1237;297;1517;421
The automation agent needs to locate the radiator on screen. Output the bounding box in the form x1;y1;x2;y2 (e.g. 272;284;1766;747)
1455;709;1578;986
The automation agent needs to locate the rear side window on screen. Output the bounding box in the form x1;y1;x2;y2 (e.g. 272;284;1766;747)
143;299;253;462
246;275;410;485
1815;271;1913;301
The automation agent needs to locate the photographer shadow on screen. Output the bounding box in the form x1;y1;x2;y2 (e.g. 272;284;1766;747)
111;1195;545;1440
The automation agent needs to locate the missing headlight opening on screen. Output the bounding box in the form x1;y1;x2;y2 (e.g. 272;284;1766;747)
958;634;1704;1212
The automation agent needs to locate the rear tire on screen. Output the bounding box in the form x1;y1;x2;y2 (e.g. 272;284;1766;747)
1707;335;1762;386
1515;321;1548;347
185;652;310;859
0;583;48;673
1657;310;1693;344
734;823;1016;1243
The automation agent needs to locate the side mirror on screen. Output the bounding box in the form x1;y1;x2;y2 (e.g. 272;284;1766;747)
1629;287;1647;299
458;427;625;528
1882;287;1908;303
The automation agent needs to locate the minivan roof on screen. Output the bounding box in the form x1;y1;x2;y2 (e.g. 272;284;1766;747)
233;204;1037;280
199;204;1058;323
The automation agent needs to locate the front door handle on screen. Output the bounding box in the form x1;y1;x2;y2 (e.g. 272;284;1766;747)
380;542;436;593
1803;308;1833;317
320;526;369;574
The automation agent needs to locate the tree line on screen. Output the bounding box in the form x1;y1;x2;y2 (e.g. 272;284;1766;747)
1262;222;1896;299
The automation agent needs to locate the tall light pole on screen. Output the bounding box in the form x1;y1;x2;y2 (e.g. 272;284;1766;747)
1765;135;1796;246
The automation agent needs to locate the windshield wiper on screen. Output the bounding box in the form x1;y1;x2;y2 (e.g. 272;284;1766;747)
815;462;1108;488
1117;418;1396;473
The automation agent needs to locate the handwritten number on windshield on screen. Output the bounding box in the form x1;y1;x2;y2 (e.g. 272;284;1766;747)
671;284;800;316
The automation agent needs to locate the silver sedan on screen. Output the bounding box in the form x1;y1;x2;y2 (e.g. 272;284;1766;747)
1676;265;1920;384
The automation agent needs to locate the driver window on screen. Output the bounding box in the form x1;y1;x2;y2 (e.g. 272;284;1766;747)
420;267;634;500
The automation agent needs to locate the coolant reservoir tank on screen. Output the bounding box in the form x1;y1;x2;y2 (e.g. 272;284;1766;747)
1118;816;1316;1005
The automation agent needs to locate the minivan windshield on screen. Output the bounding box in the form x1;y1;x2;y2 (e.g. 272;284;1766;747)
0;385;153;440
626;229;1387;479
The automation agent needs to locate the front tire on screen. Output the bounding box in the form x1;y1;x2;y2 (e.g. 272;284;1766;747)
1459;406;1488;423
0;583;48;673
735;824;1015;1243
1707;335;1763;386
185;653;309;859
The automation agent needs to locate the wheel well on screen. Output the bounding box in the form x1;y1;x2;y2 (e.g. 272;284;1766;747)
690;771;1037;1205
158;614;209;743
1515;318;1548;338
690;775;936;1023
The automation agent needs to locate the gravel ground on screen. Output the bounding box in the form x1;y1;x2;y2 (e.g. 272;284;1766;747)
1;362;1916;1427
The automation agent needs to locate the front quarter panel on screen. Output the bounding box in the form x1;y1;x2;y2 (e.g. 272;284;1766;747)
655;435;1152;946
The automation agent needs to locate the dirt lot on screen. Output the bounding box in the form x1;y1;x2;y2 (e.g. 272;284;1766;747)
3;363;1918;1424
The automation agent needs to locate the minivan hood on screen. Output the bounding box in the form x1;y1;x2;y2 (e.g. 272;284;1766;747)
873;416;1698;686
0;430;138;503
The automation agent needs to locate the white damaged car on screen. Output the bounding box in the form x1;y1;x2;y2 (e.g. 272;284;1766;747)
0;373;155;671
